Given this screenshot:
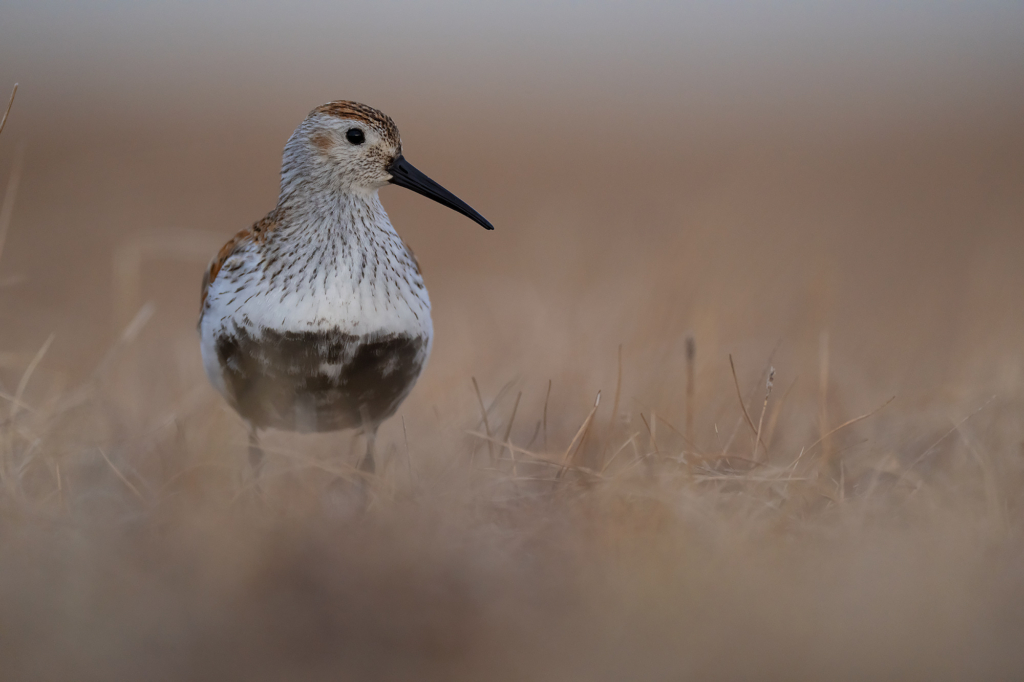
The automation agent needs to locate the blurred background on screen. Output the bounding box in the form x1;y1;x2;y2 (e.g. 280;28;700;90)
1;1;1022;394
1;2;1024;679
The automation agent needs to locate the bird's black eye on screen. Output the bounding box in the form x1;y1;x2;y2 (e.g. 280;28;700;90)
346;128;365;145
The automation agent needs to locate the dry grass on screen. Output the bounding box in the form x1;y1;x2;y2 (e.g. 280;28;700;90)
1;79;1023;680
2;290;1023;680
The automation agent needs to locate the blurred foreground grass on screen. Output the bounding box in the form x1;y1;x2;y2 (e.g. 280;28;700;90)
1;298;1022;681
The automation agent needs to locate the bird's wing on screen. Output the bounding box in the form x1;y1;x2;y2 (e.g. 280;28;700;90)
200;227;253;316
199;210;281;321
404;241;422;276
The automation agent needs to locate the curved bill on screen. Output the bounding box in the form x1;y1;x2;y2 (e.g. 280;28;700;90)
387;155;494;230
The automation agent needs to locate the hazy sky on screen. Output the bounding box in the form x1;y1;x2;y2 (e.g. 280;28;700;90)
2;1;1022;126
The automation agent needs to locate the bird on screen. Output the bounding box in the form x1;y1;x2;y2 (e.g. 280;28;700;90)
198;100;492;475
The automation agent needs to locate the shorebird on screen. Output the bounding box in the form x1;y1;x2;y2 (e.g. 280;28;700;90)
199;101;492;474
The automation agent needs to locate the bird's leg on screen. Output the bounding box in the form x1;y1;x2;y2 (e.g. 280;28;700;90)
357;406;377;474
359;431;377;474
248;427;265;477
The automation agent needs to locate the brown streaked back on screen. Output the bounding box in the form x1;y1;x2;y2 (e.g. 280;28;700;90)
199;209;281;315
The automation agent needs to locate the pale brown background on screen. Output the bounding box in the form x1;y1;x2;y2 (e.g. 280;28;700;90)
1;1;1021;398
1;3;1024;679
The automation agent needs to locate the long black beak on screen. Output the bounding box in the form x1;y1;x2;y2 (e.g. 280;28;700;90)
387;155;494;230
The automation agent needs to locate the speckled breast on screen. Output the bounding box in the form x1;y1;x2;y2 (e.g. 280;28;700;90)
213;325;428;432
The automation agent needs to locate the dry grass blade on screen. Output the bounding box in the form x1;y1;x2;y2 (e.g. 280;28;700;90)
602;432;638;473
818;331;831;460
10;333;54;421
542;379;551;454
93;303;155;379
471;377;494;462
0;144;25;268
765;375;798;448
112;228;227;328
900;395;995;480
55;461;63;510
956;423;1006;533
99;448;145;502
525;420;542;449
729;354;769;455
685;334;695;448
503;391;522;474
487;380;516;415
467;431;544;461
639;412;659;456
402;416;415;484
0;83;16;139
471;434;609;483
48;305;156;419
557;391;601;478
695;474;811;483
606;344;622;444
803;395;896;458
654;413;705;458
0;389;35;414
502;391;521;447
752;367;774;462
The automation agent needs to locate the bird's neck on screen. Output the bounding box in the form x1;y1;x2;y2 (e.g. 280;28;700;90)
272;183;395;244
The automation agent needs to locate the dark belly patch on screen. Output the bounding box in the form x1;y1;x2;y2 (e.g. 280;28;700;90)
215;326;426;432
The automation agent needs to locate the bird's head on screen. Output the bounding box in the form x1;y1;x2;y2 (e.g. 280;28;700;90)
284;100;493;230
